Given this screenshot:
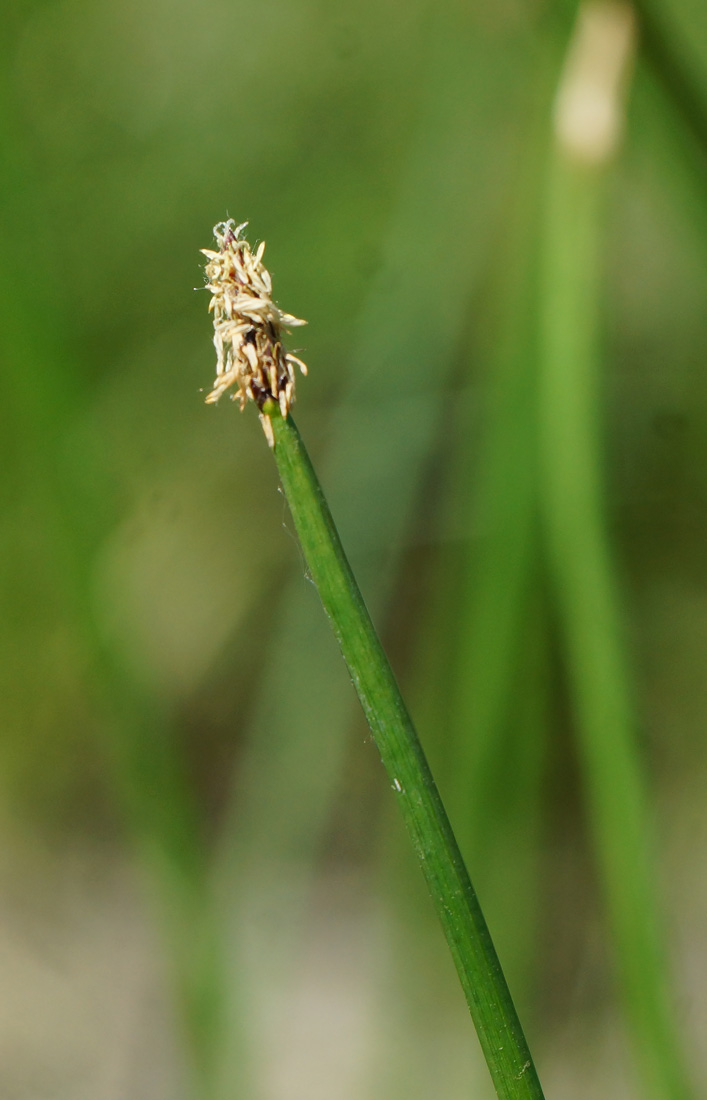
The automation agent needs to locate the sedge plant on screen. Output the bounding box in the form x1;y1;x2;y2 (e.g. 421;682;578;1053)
201;220;545;1100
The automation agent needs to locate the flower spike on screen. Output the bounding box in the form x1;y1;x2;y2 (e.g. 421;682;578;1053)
202;219;307;444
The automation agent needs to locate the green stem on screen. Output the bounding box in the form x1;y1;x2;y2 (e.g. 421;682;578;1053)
633;0;707;163
538;149;695;1100
263;403;545;1100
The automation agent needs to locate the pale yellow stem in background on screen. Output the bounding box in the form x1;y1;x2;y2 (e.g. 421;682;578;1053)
554;1;636;165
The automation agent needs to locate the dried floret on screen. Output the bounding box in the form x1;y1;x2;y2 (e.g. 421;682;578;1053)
202;220;307;442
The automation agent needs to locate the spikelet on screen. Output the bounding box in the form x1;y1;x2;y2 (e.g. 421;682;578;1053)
202;220;307;443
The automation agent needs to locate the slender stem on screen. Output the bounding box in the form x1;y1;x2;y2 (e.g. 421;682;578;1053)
536;5;695;1094
262;403;545;1100
538;147;695;1100
633;0;707;163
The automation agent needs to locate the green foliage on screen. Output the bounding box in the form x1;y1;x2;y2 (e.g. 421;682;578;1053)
2;0;707;1097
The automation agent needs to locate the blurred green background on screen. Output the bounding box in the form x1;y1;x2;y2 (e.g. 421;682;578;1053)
3;0;707;1097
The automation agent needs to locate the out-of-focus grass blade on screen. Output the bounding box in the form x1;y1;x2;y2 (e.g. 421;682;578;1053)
443;44;556;875
0;55;241;1100
629;5;707;270
538;5;695;1098
633;0;707;158
0;292;240;1100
